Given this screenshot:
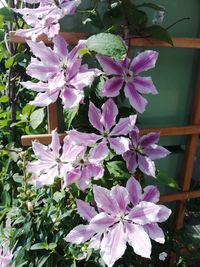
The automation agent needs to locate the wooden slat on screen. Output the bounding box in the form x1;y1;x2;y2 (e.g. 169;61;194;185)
140;125;200;136
21;133;66;146
21;125;200;146
10;31;200;49
160;190;200;203
130;37;200;49
47;102;59;133
176;56;200;229
9;31;87;45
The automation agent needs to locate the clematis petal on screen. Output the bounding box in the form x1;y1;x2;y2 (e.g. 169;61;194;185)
27;40;59;65
61;135;86;162
127;201;160;225
157;205;172;223
130;50;159;74
125;222;151;258
48;72;66;90
110;115;136;136
30;90;59;106
63;168;80;188
111;185;129;212
139;132;160;148
89;234;101;250
100;77;124;97
64;224;95;244
78;167;91;191
143;144;170;160
21;81;49;92
101;98;118;131
76;199;97;222
144;223;165;244
90;212;116;233
93;185;118;214
70;68;101;90
126;177;142;206
67;130;101;146
49;129;60;157
87;163;104;180
133;76;158;94
142;185;160;203
124;82;148;113
61;86;84;109
53;35;68;58
88;142;109;163
130;128;140;147
109;137;129;154
32;142;54;161
123;151;138;173
96;55;123;75
138;154;156;177
27;160;55;175
27;62;58;81
100;222;127;267
29;165;58;187
88;102;103;132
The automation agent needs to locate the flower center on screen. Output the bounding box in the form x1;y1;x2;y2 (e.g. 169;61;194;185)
55;157;61;163
134;145;143;154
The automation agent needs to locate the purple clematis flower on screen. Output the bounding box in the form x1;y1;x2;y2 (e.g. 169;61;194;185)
65;177;171;266
62;137;104;191
21;35;101;108
123;128;170;177
27;129;104;190
14;0;81;40
27;129;85;187
68;98;136;161
96;51;159;113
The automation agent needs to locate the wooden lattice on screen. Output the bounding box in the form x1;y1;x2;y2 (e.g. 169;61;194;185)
10;32;200;231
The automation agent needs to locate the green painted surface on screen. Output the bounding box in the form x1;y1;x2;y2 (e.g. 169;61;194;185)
145;150;184;195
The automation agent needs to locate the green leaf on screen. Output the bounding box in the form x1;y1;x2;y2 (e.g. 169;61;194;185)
156;170;179;189
137;3;165;11
122;0;148;30
144;25;173;45
37;254;51;267
0;7;14;22
30;108;45;129
48;243;57;250
30;242;49;250
1;191;11;206
5;57;14;68
106;161;130;179
53;191;65;203
63;106;79;130
86;33;126;60
0;95;9;103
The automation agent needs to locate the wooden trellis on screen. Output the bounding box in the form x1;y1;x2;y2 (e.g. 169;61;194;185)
10;32;200;230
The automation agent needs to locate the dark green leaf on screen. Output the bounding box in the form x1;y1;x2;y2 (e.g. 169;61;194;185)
156;170;179;189
37;254;51;267
144;25;173;45
137;3;165;11
86;33;126;60
63;106;79;130
30;108;45;129
5;57;14;68
106;161;130;179
30;242;49;250
0;95;9;103
48;243;57;250
0;7;14;22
